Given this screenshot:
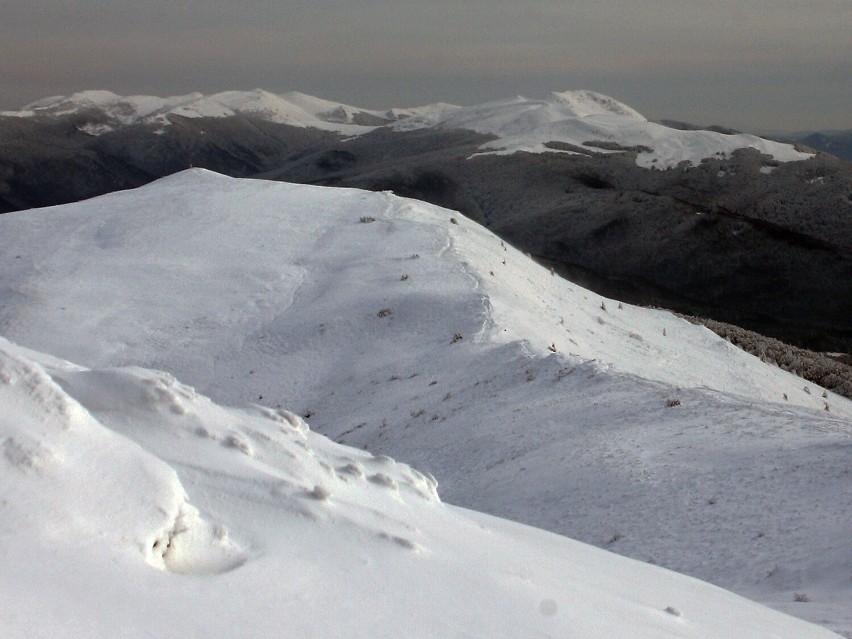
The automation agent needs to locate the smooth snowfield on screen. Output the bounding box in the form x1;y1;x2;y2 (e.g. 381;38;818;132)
2;88;810;168
0;337;841;638
0;171;850;634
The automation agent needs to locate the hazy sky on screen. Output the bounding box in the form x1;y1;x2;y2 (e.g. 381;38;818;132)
2;0;849;131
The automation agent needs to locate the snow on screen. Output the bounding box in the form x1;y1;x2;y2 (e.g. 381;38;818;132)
1;88;810;167
166;89;373;134
277;90;456;124
395;90;812;167
2;88;456;136
0;169;841;416
0;335;841;638
0;170;849;636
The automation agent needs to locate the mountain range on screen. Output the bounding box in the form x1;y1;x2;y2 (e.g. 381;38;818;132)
2;89;850;357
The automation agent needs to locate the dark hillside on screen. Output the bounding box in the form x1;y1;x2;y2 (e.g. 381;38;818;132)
2;114;850;354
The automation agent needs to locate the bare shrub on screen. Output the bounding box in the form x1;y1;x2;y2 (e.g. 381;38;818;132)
606;532;623;545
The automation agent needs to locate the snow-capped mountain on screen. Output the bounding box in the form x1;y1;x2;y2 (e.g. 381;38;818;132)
5;87;845;357
3;88;459;136
1;170;849;635
393;89;811;168
3;88;809;168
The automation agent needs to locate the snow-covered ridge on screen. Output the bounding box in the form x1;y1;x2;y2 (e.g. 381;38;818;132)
0;335;841;637
2;88;460;136
1;171;849;634
394;89;811;167
0;169;842;418
2;88;810;168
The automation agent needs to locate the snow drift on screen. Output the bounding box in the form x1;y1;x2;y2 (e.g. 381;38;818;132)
0;336;842;638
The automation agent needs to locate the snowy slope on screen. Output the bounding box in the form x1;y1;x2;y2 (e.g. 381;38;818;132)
1;89;455;136
395;89;813;167
0;170;849;634
0;169;841;415
1;337;840;638
2;88;809;167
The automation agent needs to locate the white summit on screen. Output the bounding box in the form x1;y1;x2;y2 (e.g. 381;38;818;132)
3;88;810;167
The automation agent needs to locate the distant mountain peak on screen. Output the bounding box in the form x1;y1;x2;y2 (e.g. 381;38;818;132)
546;89;647;120
3;88;811;168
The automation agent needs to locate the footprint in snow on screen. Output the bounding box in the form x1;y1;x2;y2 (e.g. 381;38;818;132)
369;473;399;493
222;434;253;456
307;485;331;501
378;532;424;553
2;437;58;474
194;426;217;440
337;461;365;479
149;504;247;576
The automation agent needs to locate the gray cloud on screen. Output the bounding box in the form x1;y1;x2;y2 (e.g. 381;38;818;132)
2;0;849;131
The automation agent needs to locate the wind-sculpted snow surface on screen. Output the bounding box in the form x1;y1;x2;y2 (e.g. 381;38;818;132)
0;171;850;634
0;337;841;638
0;338;248;578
